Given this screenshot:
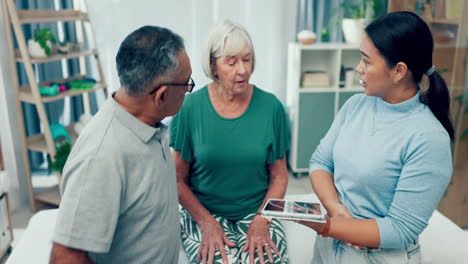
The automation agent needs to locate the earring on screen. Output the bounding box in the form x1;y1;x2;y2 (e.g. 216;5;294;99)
394;80;399;85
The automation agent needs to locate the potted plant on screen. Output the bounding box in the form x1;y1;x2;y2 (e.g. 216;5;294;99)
28;28;56;57
47;143;71;174
335;0;383;44
47;123;72;174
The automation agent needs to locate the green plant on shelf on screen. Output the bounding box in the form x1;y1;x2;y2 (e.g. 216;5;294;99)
47;123;72;174
33;28;56;56
333;0;385;23
340;2;365;19
47;143;71;174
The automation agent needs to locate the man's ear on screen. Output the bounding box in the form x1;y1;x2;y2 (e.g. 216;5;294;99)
154;85;168;105
393;62;408;83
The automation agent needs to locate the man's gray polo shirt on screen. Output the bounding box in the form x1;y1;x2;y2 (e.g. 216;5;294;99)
53;96;180;263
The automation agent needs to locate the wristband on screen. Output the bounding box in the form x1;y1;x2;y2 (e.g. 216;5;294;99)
319;218;331;237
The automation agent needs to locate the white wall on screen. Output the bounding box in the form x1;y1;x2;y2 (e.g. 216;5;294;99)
87;0;297;102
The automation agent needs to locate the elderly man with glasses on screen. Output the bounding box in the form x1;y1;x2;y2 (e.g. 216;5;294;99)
50;25;192;264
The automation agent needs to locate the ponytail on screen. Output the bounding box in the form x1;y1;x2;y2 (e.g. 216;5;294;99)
420;71;455;141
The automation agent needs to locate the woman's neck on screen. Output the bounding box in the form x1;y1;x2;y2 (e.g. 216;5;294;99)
211;82;251;105
382;82;418;104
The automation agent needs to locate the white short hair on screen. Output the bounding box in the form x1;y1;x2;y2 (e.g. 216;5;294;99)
202;19;255;81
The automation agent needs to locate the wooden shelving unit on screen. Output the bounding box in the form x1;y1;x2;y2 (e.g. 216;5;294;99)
2;0;108;211
19;82;106;104
26;125;78;153
389;0;468;227
14;48;98;63
34;186;61;205
16;9;89;24
427;17;459;25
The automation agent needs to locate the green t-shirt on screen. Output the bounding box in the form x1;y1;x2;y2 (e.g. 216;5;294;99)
170;85;290;220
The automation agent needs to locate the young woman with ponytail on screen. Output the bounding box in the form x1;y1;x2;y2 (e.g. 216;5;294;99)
289;11;454;263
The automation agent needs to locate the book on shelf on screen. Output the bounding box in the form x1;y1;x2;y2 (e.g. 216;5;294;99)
301;70;331;88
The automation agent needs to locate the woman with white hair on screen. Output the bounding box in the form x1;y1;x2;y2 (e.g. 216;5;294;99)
170;20;289;264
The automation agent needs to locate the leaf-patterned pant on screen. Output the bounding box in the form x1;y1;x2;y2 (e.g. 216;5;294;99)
180;208;289;264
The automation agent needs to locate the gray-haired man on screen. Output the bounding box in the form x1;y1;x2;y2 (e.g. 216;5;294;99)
50;25;193;264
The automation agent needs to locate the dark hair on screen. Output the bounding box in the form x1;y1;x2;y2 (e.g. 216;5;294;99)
365;11;454;140
116;26;185;96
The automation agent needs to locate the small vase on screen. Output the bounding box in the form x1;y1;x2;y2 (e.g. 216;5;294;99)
28;39;51;58
342;18;369;44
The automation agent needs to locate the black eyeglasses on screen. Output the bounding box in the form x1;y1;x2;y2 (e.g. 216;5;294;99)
149;77;195;95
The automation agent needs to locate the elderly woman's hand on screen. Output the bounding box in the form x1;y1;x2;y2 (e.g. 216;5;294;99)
242;215;280;264
198;217;236;264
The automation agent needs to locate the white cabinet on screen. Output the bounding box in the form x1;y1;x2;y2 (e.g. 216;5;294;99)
286;43;364;175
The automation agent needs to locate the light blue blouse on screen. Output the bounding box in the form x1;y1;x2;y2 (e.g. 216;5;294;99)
310;93;452;248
